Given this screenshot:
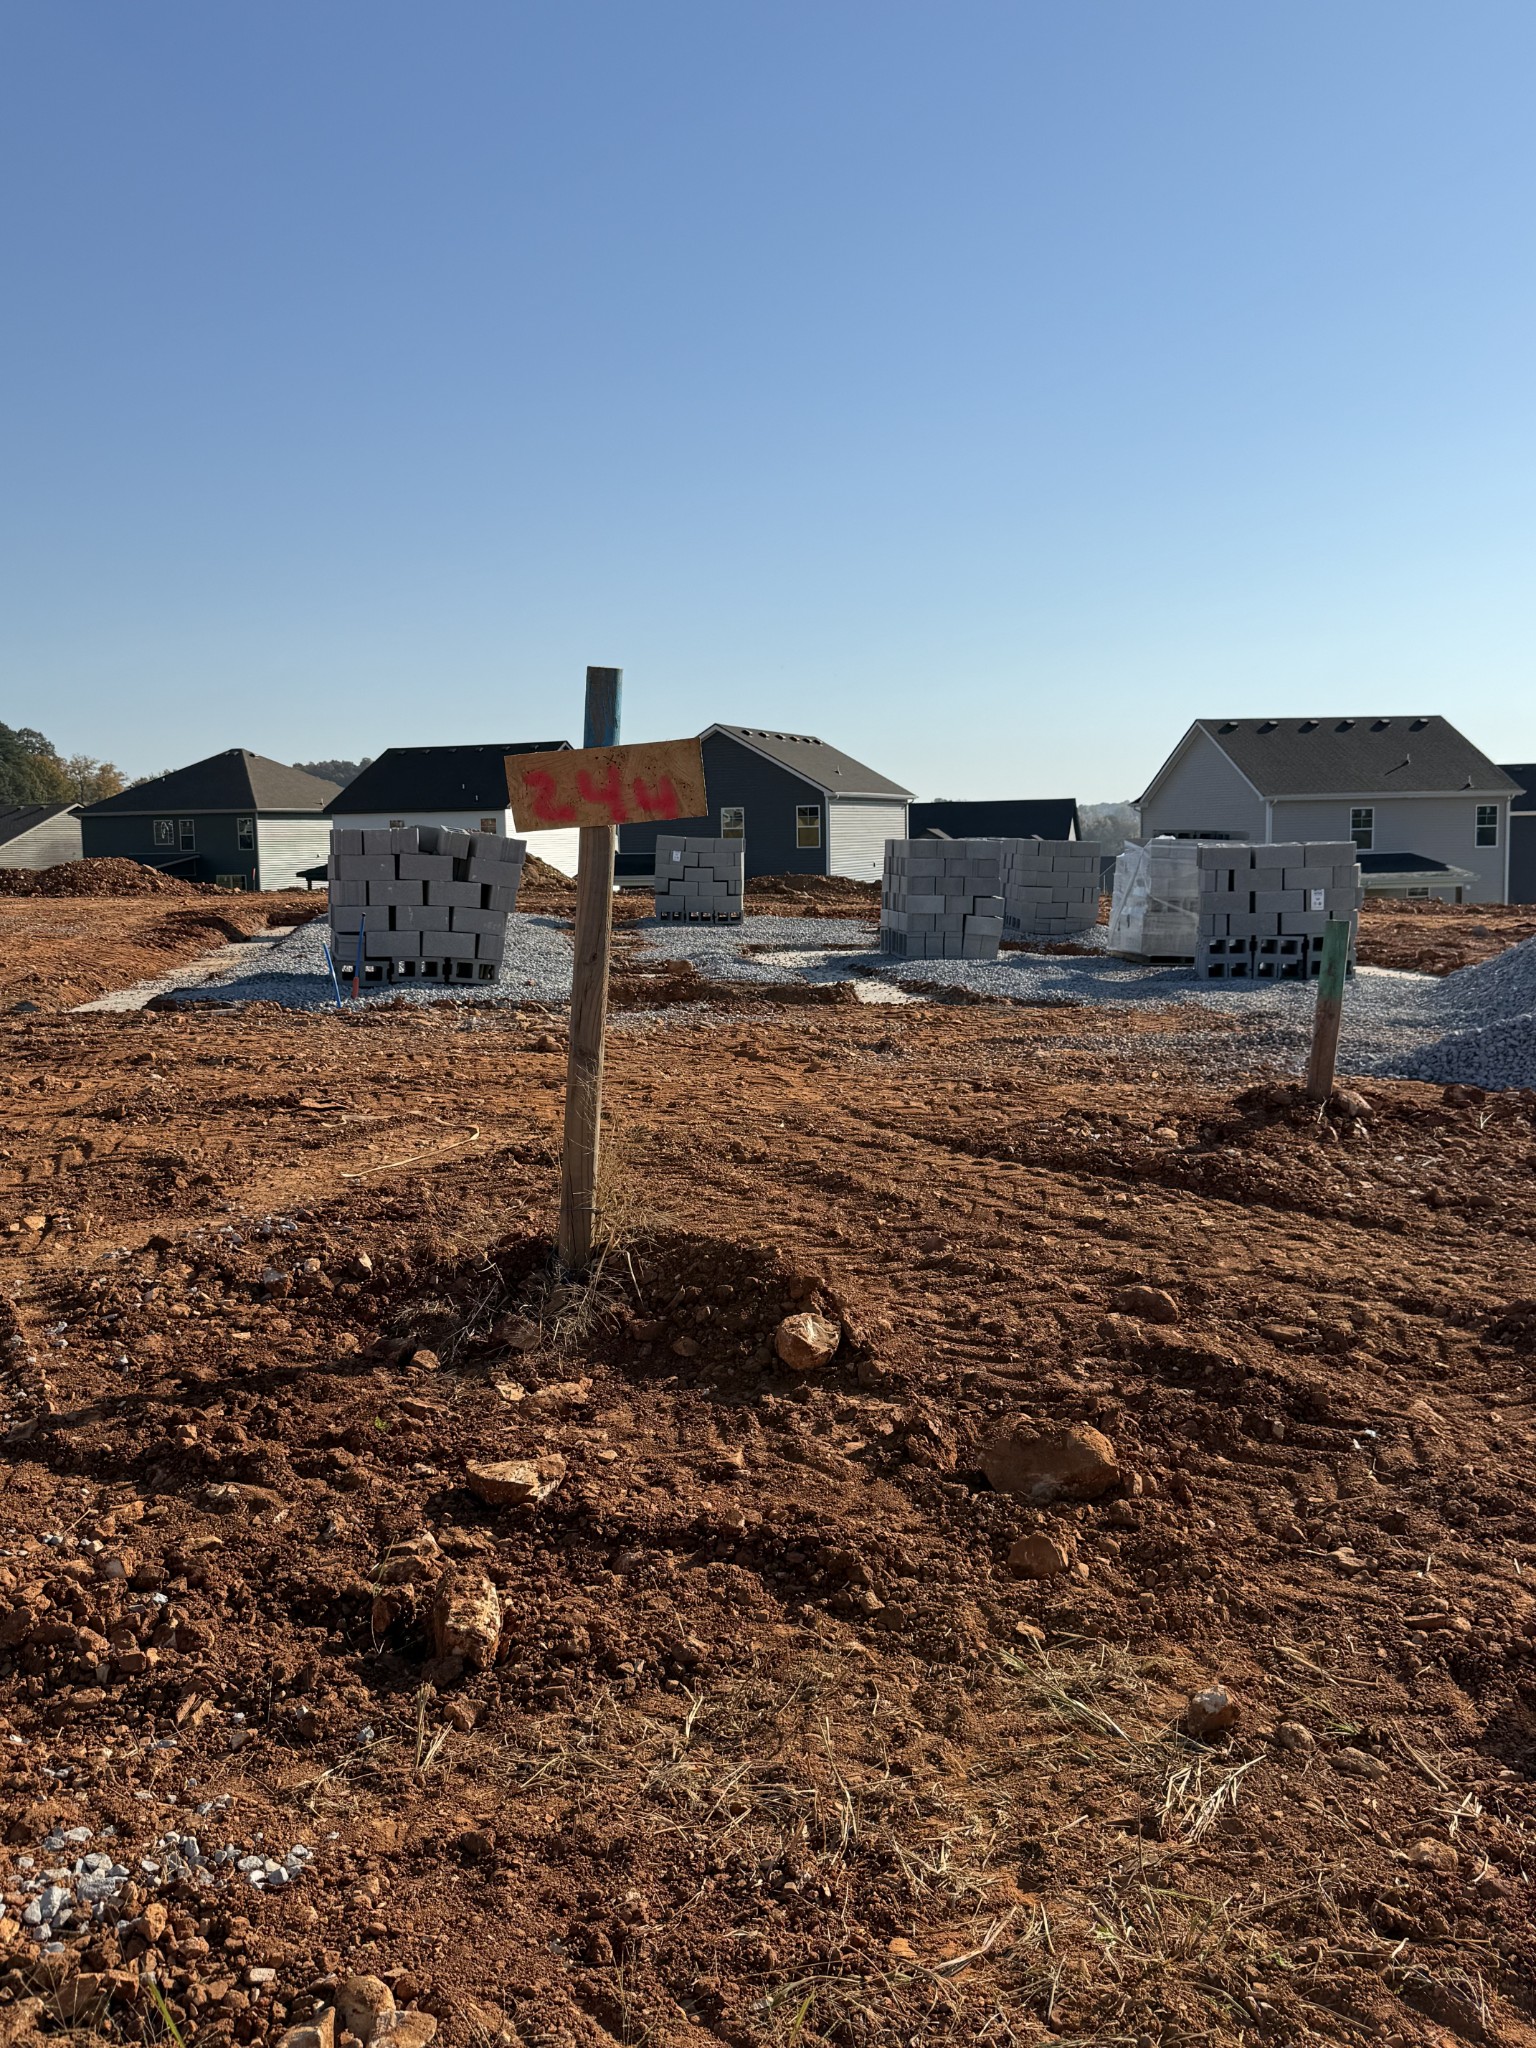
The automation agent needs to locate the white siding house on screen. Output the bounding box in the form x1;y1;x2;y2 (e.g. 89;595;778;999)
324;743;580;873
1139;717;1518;903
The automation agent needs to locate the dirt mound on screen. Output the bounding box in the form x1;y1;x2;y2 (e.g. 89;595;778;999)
0;857;214;899
1357;895;1536;974
746;871;880;917
512;852;577;911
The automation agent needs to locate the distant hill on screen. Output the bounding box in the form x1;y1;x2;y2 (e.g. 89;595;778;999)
293;757;371;786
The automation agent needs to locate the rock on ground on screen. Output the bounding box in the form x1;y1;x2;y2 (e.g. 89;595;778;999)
982;1421;1119;1504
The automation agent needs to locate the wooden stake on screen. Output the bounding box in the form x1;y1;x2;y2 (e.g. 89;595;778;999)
557;667;622;1270
1304;915;1352;1102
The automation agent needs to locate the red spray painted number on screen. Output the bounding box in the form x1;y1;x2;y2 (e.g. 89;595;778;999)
575;763;629;824
630;773;681;817
521;769;578;826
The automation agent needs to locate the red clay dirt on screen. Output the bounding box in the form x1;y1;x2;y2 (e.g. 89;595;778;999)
0;895;323;1015
1356;897;1536;976
0;906;1534;2048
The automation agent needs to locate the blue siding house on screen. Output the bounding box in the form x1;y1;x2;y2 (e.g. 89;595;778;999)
618;725;912;882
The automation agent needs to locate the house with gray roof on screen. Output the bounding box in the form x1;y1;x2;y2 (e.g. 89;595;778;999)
1138;717;1518;903
617;724;913;881
0;803;82;871
81;750;339;890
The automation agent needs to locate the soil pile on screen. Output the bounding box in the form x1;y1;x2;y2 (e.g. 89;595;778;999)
745;871;880;918
512;854;577;912
1357;895;1536;974
0;859;214;899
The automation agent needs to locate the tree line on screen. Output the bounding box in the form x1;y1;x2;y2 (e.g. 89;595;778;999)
0;723;125;808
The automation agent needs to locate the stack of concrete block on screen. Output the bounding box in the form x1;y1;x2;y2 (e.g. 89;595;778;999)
1000;839;1103;936
1197;841;1363;981
327;825;526;985
654;836;744;922
880;840;1004;959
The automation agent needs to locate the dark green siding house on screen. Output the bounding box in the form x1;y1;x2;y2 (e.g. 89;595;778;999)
617;726;912;882
80;750;339;890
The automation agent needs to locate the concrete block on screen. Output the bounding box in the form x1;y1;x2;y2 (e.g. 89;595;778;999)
439;930;477;961
1282;866;1329;890
331;829;364;858
329;904;363;935
1254;890;1304;915
451;906;501;934
361;829;395;855
337;855;395;883
1306;841;1356;865
431;880;482;909
481;883;520;913
399;854;455;883
394;903;451;932
330;878;365;906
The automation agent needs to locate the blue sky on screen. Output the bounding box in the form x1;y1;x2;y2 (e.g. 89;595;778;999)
2;2;1532;800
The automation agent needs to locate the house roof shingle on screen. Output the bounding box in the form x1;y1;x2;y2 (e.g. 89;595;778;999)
1499;764;1536;815
84;751;340;815
0;803;79;848
326;742;571;816
909;798;1079;841
1191;717;1518;799
708;726;913;799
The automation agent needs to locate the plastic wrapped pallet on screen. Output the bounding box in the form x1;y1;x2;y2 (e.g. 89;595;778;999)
1107;839;1201;959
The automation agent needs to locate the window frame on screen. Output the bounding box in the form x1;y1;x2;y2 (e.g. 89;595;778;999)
178;818;196;852
1475;804;1499;848
1405;886;1430;899
1349;806;1374;852
719;805;745;840
153;818;175;848
795;803;823;850
236;816;255;851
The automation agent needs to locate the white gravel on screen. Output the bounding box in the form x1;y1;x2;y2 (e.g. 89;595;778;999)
68;907;1536;1092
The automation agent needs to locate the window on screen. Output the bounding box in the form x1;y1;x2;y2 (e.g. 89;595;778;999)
214;874;248;891
1350;806;1374;851
178;818;196;851
479;818;497;833
153;819;174;848
389;819;406;829
237;816;255;851
795;804;822;849
720;805;745;839
1406;886;1430;899
1476;804;1499;847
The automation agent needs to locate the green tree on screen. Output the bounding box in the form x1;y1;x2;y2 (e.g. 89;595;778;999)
0;724;72;806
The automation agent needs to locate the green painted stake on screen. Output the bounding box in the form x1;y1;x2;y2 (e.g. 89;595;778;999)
1304;915;1352;1101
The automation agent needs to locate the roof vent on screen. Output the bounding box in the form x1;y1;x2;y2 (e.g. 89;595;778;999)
1299;719;1319;733
1409;717;1429;731
1217;720;1238;733
1336;719;1355;732
1372;718;1391;730
1257;720;1278;734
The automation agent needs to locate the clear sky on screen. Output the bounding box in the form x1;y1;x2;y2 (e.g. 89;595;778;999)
2;2;1532;800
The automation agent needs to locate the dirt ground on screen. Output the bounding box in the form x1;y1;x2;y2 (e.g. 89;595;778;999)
1;902;1535;2048
1356;898;1536;976
0;896;323;1014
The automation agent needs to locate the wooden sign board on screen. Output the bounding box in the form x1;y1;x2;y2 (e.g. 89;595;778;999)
505;737;707;833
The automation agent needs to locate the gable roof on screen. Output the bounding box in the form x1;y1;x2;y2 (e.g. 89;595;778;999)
1186;717;1518;800
909;798;1078;841
84;750;340;815
0;803;79;847
706;725;913;799
326;741;571;816
1499;764;1536;815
